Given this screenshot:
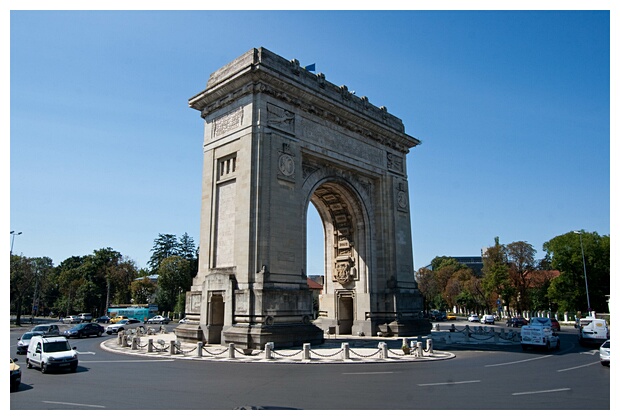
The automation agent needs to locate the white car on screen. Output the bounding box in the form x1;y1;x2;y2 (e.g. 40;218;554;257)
467;314;480;322
146;315;171;324
26;335;78;373
480;315;495;324
600;340;610;366
105;319;143;335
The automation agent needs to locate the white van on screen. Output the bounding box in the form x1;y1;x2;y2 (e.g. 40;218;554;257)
521;317;560;351
26;335;78;373
577;317;609;346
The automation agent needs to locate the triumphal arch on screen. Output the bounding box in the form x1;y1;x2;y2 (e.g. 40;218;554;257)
175;48;430;349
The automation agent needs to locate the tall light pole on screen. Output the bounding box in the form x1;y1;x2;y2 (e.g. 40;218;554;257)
10;231;22;254
574;230;591;315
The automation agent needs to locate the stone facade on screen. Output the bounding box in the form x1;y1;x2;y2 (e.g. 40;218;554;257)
175;48;430;349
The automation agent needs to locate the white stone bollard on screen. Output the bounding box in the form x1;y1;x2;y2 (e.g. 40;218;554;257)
264;342;273;359
197;342;203;357
131;336;138;350
342;343;350;360
228;343;235;359
170;340;176;355
378;342;388;359
121;333;129;347
415;342;423;357
426;338;433;354
302;343;311;360
148;338;153;353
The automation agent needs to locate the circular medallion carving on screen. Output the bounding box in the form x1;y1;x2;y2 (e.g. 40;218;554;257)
397;191;408;209
279;154;295;176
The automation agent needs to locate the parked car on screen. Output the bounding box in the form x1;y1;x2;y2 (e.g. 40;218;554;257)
63;315;81;324
95;315;111;323
599;340;610;366
446;312;457;321
10;358;21;391
481;314;495;325
430;310;447;321
467;314;480;322
30;324;60;335
110;315;128;324
78;313;93;322
506;317;528;328
62;322;105;338
147;315;171;324
105;318;142;335
16;331;44;354
179;317;189;324
550;318;561;332
26;335;78;373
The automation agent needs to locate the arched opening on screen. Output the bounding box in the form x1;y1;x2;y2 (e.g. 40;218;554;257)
304;177;371;335
306;203;325;277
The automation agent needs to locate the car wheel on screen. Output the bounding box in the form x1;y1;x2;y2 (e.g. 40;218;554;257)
77;332;82;339
555;339;561;350
26;358;32;369
41;362;47;374
97;331;102;337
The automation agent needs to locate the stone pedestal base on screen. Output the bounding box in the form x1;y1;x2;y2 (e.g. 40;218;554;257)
223;323;324;350
174;323;203;342
387;319;432;336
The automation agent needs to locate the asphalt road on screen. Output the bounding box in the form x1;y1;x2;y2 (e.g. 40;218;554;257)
9;320;610;410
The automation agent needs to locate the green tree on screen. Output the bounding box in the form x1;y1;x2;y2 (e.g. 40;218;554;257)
482;237;514;314
543;231;610;313
10;255;35;325
148;234;180;274
130;277;157;304
157;256;192;312
506;241;536;313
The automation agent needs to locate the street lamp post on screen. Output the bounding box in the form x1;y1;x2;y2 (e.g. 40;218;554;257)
10;231;22;254
574;230;591;315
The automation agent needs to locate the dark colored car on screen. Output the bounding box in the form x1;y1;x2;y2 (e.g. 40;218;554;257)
506;317;529;328
550;318;561;331
62;322;105;338
95;315;111;323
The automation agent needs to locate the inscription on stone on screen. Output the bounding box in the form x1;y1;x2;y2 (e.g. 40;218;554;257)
213;107;243;137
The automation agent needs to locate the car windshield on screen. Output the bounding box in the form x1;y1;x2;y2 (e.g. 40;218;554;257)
43;341;71;352
21;333;35;340
74;324;86;329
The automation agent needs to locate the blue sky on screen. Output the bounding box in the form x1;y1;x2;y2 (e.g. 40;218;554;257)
6;7;613;276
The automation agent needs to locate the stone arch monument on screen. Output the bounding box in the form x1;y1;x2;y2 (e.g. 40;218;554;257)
175;48;430;349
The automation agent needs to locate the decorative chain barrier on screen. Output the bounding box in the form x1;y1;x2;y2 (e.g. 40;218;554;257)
201;345;229;356
351;348;382;358
309;348;343;358
174;342;198;355
272;349;304;358
234;347;263;357
469;334;495;341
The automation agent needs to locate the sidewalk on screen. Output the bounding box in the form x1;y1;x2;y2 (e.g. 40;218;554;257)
100;330;457;364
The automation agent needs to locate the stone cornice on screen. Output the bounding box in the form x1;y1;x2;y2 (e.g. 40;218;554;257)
189;47;421;153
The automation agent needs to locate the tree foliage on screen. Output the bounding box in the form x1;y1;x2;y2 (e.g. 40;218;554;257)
543;231;610;313
156;255;193;313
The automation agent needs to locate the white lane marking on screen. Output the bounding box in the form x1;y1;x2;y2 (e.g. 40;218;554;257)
342;371;395;375
485;354;553;367
512;388;570;396
81;359;175;363
43;401;106;408
76;351;96;355
557;361;601;372
418;380;481;387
